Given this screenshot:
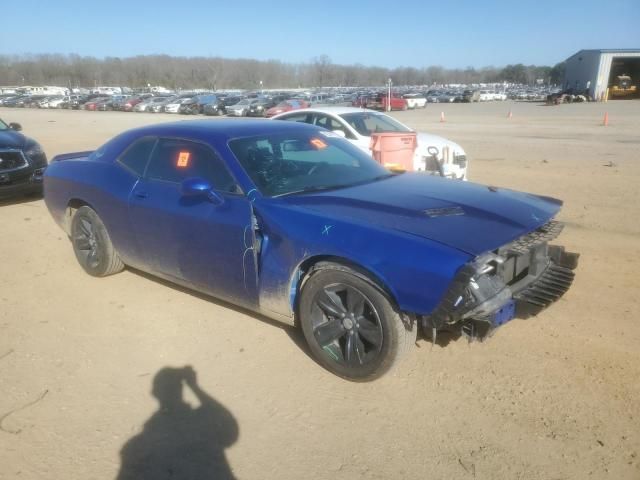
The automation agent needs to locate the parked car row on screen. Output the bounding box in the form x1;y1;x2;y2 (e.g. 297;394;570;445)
1;91;322;118
348;88;509;106
1;83;563;114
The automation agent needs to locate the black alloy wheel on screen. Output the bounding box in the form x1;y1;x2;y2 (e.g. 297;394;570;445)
311;283;384;367
74;214;101;270
71;206;124;277
300;265;415;381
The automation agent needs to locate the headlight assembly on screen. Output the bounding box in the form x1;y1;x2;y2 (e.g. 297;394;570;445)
25;143;44;157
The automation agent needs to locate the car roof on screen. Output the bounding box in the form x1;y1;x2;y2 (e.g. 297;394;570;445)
274;106;383;116
127;118;322;142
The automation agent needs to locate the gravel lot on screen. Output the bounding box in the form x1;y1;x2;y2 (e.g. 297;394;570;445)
1;101;639;479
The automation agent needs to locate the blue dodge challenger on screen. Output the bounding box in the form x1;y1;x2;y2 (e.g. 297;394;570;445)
44;120;578;380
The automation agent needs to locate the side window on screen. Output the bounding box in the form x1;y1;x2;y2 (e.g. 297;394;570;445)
276;112;312;124
117;137;157;176
145;138;237;193
314;114;354;140
313;114;331;130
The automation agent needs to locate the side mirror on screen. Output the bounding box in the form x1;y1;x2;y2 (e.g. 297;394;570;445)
9;122;22;131
332;129;346;138
181;177;224;205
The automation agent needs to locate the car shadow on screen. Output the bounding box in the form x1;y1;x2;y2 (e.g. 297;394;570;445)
0;193;43;207
127;268;315;360
420;326;464;348
125;268;473;361
116;366;238;480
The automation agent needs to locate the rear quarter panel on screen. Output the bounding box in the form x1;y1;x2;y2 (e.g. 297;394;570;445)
44;158;141;266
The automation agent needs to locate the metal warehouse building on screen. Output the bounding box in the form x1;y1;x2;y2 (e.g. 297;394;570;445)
564;49;640;100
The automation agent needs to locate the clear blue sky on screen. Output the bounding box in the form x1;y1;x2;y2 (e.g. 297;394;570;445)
1;0;638;68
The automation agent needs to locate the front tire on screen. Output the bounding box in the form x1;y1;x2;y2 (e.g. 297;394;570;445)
299;265;415;381
71;206;124;277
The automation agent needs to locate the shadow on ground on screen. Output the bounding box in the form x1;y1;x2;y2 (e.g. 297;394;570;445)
128;268;315;360
0;192;43;207
117;366;238;480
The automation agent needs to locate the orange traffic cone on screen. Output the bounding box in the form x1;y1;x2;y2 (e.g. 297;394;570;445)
602;112;609;126
507;110;512;119
440;111;445;123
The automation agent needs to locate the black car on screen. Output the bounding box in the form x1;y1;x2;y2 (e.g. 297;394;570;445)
246;97;280;117
59;95;88;109
203;95;244;116
462;89;480;102
23;95;48;108
202;99;225;116
179;94;218;115
0;120;47;199
5;96;29;108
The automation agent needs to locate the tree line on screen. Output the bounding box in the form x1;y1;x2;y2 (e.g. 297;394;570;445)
0;53;565;90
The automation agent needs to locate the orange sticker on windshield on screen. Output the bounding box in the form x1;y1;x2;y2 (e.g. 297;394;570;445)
310;138;328;149
177;151;190;168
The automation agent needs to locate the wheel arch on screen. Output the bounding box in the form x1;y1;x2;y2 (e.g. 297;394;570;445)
62;198;96;235
290;255;401;324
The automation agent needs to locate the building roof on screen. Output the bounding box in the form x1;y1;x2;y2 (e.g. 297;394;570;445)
567;49;640;60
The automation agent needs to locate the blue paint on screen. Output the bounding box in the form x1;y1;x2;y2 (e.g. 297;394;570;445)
43;119;563;321
492;299;516;326
246;188;258;202
322;225;333;235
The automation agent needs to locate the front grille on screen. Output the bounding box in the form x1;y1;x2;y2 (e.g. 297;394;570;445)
515;262;575;316
453;154;467;167
0;150;28;172
504;220;564;255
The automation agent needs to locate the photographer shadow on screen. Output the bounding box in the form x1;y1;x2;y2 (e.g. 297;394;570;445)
117;366;238;480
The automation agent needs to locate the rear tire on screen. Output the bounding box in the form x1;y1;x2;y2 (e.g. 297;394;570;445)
299;265;415;381
71;206;124;277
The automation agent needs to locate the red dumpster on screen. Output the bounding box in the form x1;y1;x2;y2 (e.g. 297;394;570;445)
369;132;417;172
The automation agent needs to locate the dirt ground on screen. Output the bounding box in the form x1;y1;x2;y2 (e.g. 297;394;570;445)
1;101;639;480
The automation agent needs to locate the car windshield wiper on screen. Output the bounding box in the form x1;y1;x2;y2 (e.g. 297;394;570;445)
276;174;397;197
275;185;343;197
337;173;398;188
369;173;397;182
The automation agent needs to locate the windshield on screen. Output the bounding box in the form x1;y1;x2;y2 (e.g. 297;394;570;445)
339;112;412;137
229;131;391;197
0;119;8;131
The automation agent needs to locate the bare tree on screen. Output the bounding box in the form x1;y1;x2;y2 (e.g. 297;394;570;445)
0;53;555;89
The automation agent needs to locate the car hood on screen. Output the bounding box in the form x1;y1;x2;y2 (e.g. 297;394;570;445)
0;130;26;149
281;173;562;256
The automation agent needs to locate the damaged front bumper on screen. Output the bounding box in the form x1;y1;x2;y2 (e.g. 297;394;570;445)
423;220;579;340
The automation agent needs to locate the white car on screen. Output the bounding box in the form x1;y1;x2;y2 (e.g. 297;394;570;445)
271;107;468;180
133;96;170;112
403;93;427;109
163;98;190;114
38;96;64;108
479;90;496;102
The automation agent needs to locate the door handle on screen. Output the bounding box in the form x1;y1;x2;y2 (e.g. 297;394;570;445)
134;191;149;199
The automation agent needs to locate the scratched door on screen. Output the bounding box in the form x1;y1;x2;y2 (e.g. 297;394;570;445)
128;137;259;307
